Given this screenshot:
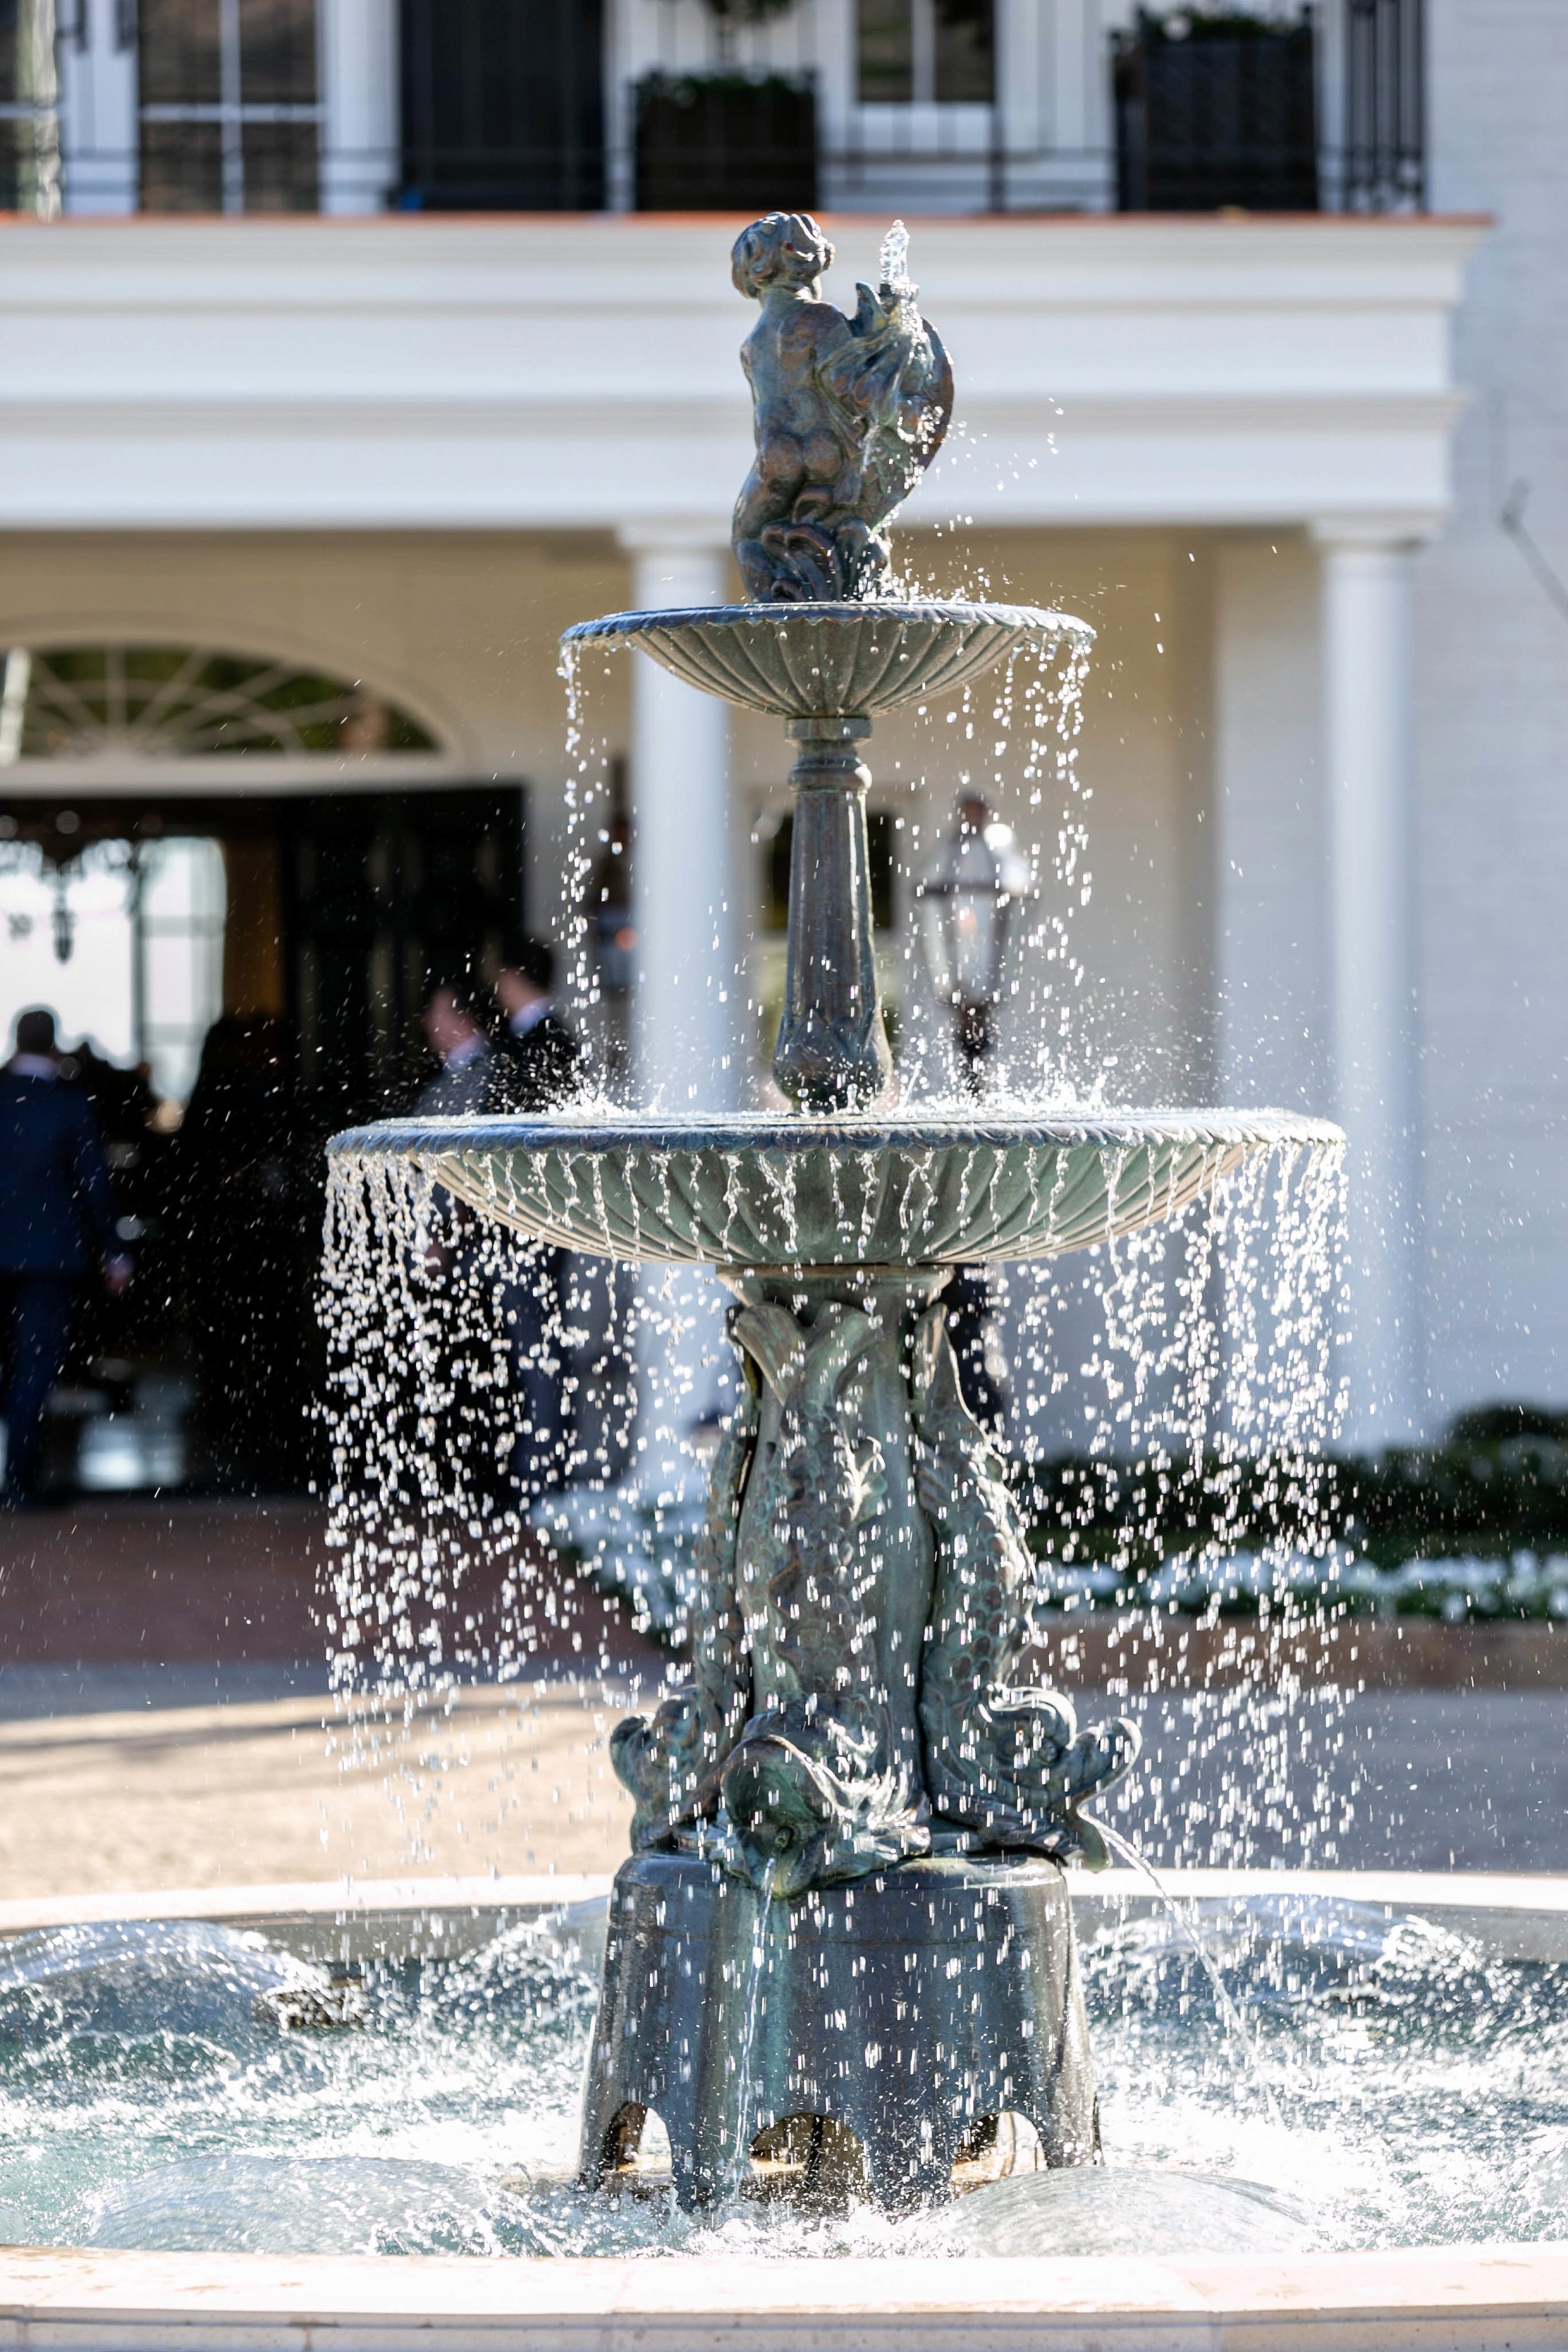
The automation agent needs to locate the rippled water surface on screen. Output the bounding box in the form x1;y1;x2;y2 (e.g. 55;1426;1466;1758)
1;1898;1564;2259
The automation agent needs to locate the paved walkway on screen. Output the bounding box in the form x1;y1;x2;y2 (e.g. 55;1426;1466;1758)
0;1680;637;1899
1104;1686;1568;1875
0;1502;1564;1900
0;1498;659;1678
0;1498;656;1899
2;1673;1564;1901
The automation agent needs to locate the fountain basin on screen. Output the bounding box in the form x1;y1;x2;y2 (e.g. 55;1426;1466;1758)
3;1870;1568;2335
562;601;1089;720
330;1110;1340;1272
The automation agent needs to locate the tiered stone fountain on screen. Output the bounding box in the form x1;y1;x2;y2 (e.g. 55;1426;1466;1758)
335;211;1333;2212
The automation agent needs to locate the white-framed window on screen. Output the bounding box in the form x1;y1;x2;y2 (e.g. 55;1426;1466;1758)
137;0;322;212
0;642;436;762
0;640;445;1102
856;0;996;105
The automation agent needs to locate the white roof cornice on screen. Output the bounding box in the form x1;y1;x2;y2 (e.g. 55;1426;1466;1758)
0;215;1488;535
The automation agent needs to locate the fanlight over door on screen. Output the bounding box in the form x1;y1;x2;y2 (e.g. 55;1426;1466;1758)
0;644;438;767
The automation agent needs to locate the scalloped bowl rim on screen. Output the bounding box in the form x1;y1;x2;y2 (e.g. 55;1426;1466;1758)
331;1109;1342;1159
561;598;1095;649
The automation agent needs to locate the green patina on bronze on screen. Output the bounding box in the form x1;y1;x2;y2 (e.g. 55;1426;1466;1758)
331;216;1339;2211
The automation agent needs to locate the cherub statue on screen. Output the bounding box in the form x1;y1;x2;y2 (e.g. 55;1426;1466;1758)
731;211;954;603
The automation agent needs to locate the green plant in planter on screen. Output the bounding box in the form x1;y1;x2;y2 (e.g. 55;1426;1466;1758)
672;0;800;64
634;60;817;214
1115;2;1316;211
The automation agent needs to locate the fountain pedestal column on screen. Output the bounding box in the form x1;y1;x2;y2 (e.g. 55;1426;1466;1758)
775;719;893;1111
584;1263;1135;2210
580;1850;1097;2210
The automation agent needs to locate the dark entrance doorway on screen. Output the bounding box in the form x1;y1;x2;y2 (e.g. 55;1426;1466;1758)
278;786;526;1130
0;783;526;1495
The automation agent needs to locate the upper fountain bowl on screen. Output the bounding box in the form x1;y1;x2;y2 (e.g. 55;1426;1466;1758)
330;1110;1342;1274
561;600;1090;722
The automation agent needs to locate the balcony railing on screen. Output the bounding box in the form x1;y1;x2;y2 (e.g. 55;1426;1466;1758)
8;0;1426;220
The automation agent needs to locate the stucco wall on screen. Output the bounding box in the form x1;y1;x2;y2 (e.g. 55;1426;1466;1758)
1417;0;1568;1423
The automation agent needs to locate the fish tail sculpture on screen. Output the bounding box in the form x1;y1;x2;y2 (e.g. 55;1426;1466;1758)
609;1373;756;1848
719;1300;928;1895
911;1301;1140;1868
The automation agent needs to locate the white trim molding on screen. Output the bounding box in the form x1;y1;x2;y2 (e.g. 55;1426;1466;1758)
0;215;1486;535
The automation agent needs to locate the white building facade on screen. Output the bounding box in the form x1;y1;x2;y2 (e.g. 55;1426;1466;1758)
0;0;1563;1453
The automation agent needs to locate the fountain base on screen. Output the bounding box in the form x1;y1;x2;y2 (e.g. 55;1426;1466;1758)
579;1850;1098;2211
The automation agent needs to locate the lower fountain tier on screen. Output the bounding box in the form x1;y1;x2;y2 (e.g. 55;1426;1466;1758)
580;1850;1097;2212
330;1109;1340;1271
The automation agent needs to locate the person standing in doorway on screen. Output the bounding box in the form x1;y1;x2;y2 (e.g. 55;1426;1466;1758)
413;978;494;1117
490;938;583;1114
490;940;585;1502
0;1009;130;1505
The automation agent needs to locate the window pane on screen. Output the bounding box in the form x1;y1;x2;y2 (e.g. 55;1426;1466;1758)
242;120;319;210
240;0;317;106
0;119;47;209
139;0;221;105
933;0;994;102
858;0;914;102
139;120;223;211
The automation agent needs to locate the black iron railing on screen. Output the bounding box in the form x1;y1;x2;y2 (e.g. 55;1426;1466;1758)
1342;0;1424;211
31;2;1427;220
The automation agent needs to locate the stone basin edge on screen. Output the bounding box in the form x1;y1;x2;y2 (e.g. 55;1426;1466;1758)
1;2243;1567;2351
560;598;1091;641
4;1867;1567;1960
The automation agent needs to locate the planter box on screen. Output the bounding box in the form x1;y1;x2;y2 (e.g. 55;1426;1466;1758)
1115;16;1317;212
633;73;817;215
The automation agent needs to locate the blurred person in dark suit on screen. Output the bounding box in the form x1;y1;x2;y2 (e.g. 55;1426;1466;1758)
0;1008;130;1503
489;940;585;1502
175;1015;304;1488
63;1036;157;1150
490;937;584;1114
414;978;494;1117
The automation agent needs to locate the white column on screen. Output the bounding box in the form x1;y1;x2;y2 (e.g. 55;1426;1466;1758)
1314;520;1426;1446
622;532;738;1116
619;528;739;1459
317;0;398;215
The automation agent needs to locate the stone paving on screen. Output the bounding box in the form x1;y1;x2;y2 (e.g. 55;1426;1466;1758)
0;1679;637;1899
0;1501;1564;1899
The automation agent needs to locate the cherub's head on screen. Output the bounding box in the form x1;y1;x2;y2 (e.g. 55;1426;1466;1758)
731;212;834;303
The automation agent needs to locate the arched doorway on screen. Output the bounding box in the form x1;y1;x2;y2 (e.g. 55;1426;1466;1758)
0;640;527;1493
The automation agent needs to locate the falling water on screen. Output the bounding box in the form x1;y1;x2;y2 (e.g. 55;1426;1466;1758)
1099;1821;1281;2127
730;1860;779;2193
